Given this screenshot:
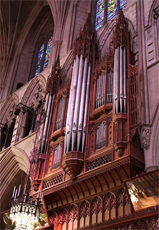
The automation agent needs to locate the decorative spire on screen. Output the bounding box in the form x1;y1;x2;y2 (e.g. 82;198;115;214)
113;10;128;49
73;13;95;62
45;56;61;95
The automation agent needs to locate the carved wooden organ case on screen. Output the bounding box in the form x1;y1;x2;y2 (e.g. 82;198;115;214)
31;11;145;230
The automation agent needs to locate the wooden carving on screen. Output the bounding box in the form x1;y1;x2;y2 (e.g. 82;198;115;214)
113;10;128;49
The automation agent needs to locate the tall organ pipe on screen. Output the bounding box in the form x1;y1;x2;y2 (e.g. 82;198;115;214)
41;93;51;152
39;93;49;152
120;46;123;112
113;46;127;114
123;47;127;112
114;46;120;114
82;63;91;152
77;57;88;151
66;55;79;152
44;95;55;154
72;54;84;151
64;59;76;152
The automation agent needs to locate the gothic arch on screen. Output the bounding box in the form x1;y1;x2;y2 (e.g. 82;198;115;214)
0;1;50;100
147;0;159;59
103;192;116;211
98;18;117;56
0;146;29;211
21;74;46;109
79;200;90;218
148;0;158;27
0;93;19;125
98;15;135;57
61;49;73;81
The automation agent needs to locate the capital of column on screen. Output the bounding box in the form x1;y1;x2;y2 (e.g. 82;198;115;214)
141;124;152;150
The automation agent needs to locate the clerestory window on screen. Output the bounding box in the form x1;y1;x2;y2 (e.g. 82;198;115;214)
95;0;127;31
34;36;53;77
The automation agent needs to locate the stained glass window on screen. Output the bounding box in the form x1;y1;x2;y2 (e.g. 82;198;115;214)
35;44;44;77
107;0;117;21
120;0;127;10
43;36;53;69
34;35;53;77
95;0;105;31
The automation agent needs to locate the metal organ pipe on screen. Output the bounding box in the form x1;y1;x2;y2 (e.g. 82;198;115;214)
66;55;79;152
113;46;127;114
64;54;91;154
77;57;88;151
41;93;51;152
64;59;76;152
123;47;127;113
72;54;84;151
120;46;123;112
113;46;119;113
44;94;55;154
39;93;49;153
82;63;91;152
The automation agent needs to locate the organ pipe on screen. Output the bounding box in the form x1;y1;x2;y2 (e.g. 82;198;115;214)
113;46;127;114
82;63;91;152
123;47;127;112
64;59;76;152
66;55;79;152
44;95;55;154
41;93;51;152
77;57;88;151
72;54;84;151
120;46;123;112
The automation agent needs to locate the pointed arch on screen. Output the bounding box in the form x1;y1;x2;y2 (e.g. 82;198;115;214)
0;146;29;211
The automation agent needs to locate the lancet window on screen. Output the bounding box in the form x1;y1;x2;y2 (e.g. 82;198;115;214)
34;36;53;77
95;0;127;31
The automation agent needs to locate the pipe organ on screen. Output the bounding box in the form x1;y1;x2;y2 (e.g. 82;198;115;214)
114;46;127;114
30;12;144;230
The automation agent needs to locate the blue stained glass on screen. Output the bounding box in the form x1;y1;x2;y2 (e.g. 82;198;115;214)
35;44;44;77
107;0;117;21
95;0;105;31
120;0;127;10
43;36;53;69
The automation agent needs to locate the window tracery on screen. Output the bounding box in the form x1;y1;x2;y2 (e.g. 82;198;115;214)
95;0;127;31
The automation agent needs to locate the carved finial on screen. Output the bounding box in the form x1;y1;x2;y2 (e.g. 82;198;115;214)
45;56;61;95
73;13;95;62
113;10;128;49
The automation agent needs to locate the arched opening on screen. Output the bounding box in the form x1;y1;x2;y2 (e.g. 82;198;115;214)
0;120;16;150
11;5;54;93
